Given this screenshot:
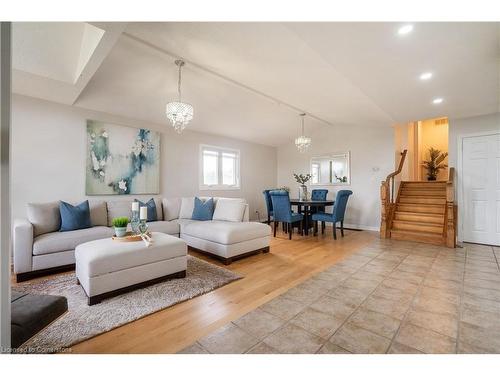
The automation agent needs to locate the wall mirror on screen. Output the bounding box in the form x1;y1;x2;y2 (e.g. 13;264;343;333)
310;152;350;185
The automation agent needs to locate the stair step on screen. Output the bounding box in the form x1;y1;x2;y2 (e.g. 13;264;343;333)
399;196;446;205
392;220;443;234
390;229;445;245
400;189;446;197
394;212;444;224
403;182;447;188
396;203;445;214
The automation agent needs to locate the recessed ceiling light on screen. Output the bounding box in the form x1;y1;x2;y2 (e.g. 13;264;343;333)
432;98;444;104
398;24;414;35
419;72;433;80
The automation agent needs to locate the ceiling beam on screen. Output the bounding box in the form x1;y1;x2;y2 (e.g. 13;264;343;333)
122;31;336;128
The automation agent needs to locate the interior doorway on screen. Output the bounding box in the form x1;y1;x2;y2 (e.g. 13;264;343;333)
394;117;449;182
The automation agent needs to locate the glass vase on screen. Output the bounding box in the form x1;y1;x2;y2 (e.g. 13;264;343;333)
131;210;140;234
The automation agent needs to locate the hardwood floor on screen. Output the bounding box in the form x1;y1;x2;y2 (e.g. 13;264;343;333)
15;227;378;353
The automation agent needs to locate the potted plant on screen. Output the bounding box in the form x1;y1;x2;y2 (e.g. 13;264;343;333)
112;216;129;237
422;147;448;181
293;173;312;200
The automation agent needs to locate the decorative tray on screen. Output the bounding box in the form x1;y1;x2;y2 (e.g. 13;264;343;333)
112;232;152;242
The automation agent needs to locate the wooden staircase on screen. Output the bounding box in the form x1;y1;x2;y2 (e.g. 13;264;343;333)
390;181;446;245
380;150;456;247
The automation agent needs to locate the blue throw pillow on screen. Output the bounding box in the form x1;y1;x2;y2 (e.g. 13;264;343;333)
191;197;214;221
59;200;91;232
135;198;157;222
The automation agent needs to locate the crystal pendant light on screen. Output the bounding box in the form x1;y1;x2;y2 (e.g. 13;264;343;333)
166;60;194;133
295;113;311;153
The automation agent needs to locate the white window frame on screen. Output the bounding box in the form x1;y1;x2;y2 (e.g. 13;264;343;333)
199;144;241;190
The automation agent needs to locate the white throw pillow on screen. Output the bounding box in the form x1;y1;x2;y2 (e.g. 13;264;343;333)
162;198;181;221
179;197;195;219
212;198;246;222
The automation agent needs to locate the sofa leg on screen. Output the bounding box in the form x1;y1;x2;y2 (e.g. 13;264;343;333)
262;246;270;253
76;278;80;285
224;258;233;265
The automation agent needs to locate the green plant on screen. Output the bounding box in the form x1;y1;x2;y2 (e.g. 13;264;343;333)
279;186;290;193
422;147;448;181
293;173;312;186
112;216;129;228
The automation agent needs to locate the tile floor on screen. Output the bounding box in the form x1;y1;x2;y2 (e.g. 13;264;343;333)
178;239;500;354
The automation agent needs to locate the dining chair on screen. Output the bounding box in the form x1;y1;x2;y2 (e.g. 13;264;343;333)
269;190;303;240
262;189;273;224
312;190;352;240
311;189;328;201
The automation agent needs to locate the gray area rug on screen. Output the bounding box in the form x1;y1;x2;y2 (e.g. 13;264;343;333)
13;256;242;352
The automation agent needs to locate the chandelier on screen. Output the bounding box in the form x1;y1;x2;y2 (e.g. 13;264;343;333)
295;113;311;153
166;60;194;133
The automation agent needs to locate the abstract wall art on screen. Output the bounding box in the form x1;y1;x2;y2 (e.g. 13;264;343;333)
86;120;160;195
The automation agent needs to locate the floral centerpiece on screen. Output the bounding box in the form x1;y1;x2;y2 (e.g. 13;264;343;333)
293;173;312;201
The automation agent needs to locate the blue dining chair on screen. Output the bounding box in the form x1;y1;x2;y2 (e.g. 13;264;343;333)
312;190;352;240
310;188;329;232
311;189;328;201
262;190;274;224
269;190;303;240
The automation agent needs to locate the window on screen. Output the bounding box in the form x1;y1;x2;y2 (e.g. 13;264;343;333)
200;145;240;190
311;162;320;184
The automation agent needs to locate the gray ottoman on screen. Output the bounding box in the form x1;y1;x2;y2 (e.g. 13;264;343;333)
75;232;187;305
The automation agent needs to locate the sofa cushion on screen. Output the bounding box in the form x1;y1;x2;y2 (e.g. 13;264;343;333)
192;197;214;221
107;199;162;226
33;226;114;255
162;198;181;221
182;221;270;245
59;200;92;232
27;202;61;237
106;200;132;227
135;198;158;222
179;197;195;219
212;198;246;222
146;220;180;235
88;200;108;227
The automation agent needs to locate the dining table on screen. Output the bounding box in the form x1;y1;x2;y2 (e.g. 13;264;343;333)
290;199;335;236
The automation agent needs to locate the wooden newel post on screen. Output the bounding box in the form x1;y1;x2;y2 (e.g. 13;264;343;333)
380;181;389;238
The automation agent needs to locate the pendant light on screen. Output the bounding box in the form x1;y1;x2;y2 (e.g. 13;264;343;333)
166;60;194;133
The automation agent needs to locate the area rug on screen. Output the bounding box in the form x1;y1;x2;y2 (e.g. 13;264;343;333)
13;256;242;352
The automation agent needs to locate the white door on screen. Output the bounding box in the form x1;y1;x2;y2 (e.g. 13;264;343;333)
462;133;500;245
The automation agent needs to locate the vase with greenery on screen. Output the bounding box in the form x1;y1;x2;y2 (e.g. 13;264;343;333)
293;173;312;200
422;147;448;181
112;216;129;237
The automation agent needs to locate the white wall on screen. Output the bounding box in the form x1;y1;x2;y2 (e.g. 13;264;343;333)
277;124;394;231
11;95;277;221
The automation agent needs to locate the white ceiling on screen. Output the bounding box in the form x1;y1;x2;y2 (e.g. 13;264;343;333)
12;22;500;146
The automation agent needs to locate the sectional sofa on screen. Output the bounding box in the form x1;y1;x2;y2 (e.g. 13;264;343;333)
13;197;271;282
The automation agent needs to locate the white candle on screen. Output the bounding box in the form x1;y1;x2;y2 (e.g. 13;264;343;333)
132;202;139;211
139;206;148;220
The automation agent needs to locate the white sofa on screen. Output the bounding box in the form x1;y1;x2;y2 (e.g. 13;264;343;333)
13;197;271;282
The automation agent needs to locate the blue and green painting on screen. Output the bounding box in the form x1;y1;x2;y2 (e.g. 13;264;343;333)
86;120;160;195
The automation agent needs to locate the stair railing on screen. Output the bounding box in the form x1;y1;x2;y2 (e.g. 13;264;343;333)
445;167;457;248
380;150;407;238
